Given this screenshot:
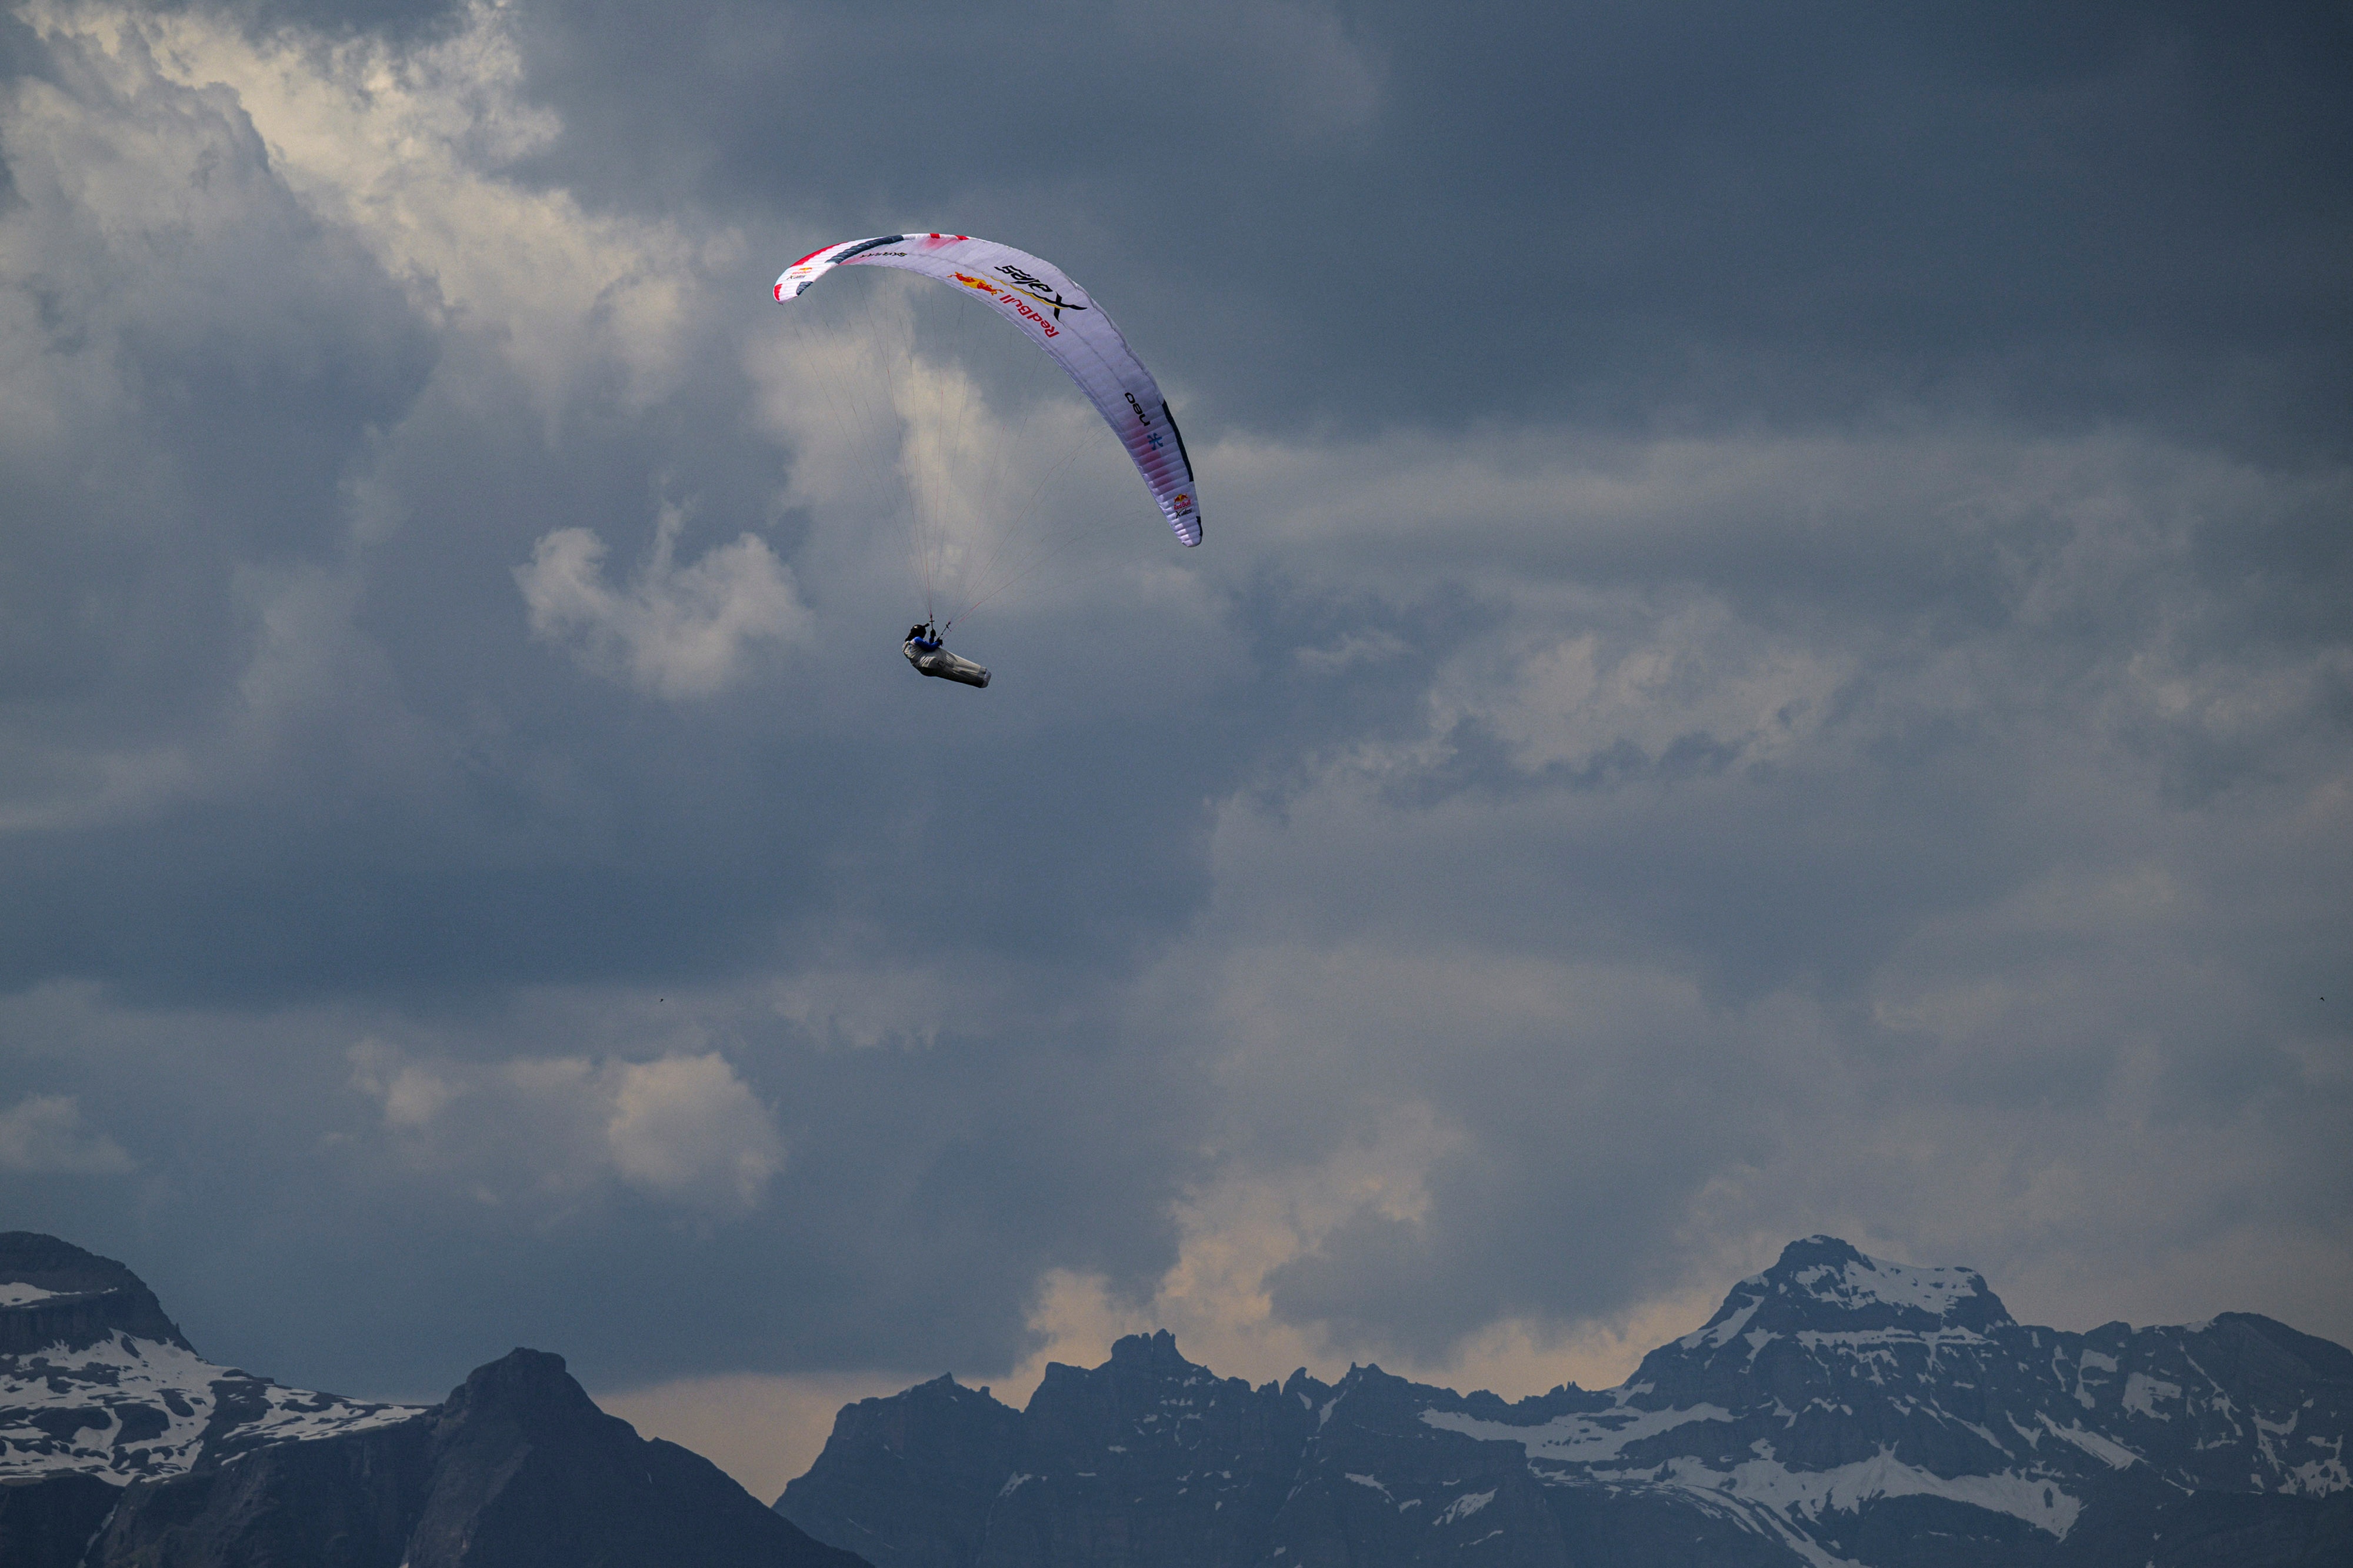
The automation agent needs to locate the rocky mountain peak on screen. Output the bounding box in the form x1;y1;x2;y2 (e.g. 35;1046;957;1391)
1106;1328;1188;1369
431;1346;603;1439
1672;1234;2015;1356
398;1346;869;1568
0;1232;192;1356
887;1372;1015;1417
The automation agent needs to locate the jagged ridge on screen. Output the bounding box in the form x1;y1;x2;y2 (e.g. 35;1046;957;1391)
777;1237;2353;1568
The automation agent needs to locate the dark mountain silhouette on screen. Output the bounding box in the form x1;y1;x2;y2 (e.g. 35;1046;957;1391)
777;1236;2352;1567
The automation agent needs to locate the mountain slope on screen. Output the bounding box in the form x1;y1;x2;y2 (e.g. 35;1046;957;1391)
777;1236;2353;1568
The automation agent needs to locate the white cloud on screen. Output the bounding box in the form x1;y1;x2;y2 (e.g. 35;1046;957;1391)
349;1042;784;1212
517;505;810;698
0;1095;135;1175
996;1103;1730;1404
1295;629;1410;675
45;0;719;418
605;1054;785;1208
1437;605;1851;775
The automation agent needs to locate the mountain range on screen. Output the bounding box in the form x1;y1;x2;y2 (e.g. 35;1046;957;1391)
9;1227;2348;1566
776;1236;2352;1567
0;1230;863;1567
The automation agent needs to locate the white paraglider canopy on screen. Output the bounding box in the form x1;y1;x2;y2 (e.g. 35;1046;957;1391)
775;233;1201;548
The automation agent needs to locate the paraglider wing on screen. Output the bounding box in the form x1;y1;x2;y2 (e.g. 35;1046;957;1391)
775;234;1202;546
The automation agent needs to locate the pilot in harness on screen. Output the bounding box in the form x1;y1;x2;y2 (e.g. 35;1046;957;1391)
902;622;990;688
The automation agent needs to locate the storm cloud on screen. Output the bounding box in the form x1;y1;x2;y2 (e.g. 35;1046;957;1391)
2;0;2347;1495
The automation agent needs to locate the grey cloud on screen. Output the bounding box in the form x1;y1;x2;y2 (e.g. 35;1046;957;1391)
475;1;2353;451
346;1043;786;1212
515;509;812;698
148;0;466;41
137;0;2353;456
0;0;2345;1414
0;19;434;795
1167;418;2352;1355
0;1094;136;1174
0;975;1208;1394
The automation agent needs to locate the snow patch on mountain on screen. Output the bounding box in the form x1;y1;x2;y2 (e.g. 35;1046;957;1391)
2037;1414;2139;1470
1791;1327;1989;1350
2121;1372;2181;1417
1;1332;425;1483
2291;1436;2348;1494
1788;1250;1988;1320
1682;1284;1765;1349
1421;1400;1735;1462
0;1283;70;1308
1655;1447;2085;1539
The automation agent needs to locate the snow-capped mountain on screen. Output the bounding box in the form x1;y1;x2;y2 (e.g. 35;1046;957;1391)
0;1230;423;1484
0;1233;869;1568
1410;1235;2349;1563
1564;1238;2344;1515
778;1236;2353;1567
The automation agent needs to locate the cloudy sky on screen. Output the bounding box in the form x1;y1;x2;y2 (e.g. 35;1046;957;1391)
3;0;2348;1500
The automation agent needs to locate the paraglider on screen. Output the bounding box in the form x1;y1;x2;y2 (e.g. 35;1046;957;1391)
773;233;1202;688
903;621;989;687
